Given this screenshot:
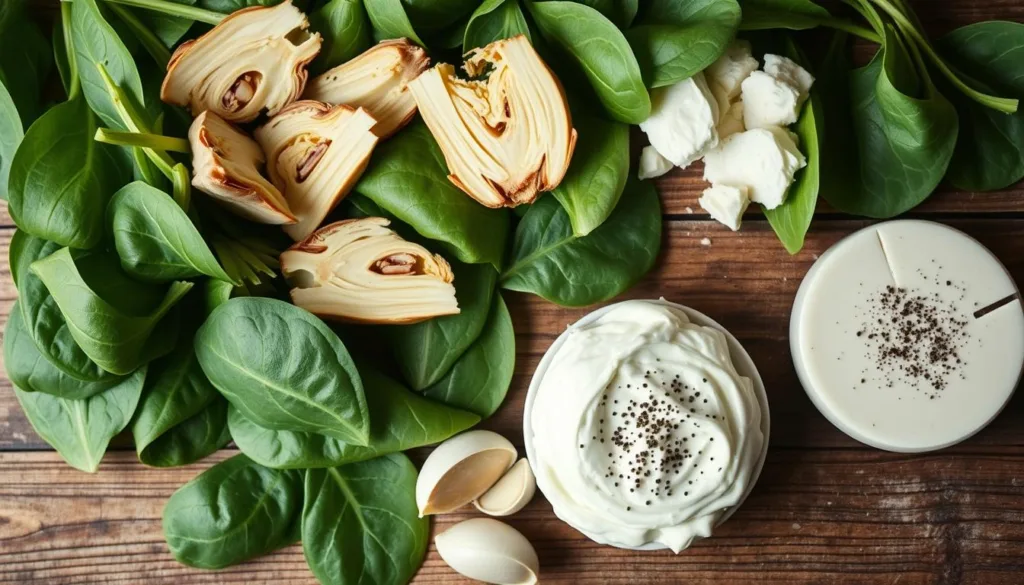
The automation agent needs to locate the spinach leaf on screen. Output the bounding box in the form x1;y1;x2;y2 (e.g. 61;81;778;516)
820;28;959;218
163;454;304;569
572;0;638;29
356;121;510;268
626;0;741;89
529;1;650;124
938;21;1024;191
311;0;373;72
402;0;479;31
501;178;662;306
31;248;192;375
196;0;281;11
764;39;822;254
424;293;515;418
133;342;230;467
13;367;147;473
464;0;531;51
552;110;629;236
365;0;426;46
109;182;237;284
0;81;21;201
302;454;428;585
195;297;370;444
8;96;131;249
203;278;234;316
738;0;830;30
0;0;52;126
5;303;129;400
229;368;480;469
132;0;198;48
389;261;497;390
72;0;147;130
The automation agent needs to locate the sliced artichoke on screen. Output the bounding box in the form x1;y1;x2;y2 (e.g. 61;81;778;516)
161;0;321;123
189;111;296;224
407;35;577;208
280;217;460;324
305;39;430;138
254;100;379;241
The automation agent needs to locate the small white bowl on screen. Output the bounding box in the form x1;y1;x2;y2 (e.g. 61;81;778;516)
522;298;771;551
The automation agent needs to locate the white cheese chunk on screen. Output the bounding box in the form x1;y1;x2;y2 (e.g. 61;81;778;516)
706;40;759;115
717;99;745;141
640;72;719;168
638;145;674;180
699;184;750;231
741;71;801;129
703;127;806;210
763;54;814;104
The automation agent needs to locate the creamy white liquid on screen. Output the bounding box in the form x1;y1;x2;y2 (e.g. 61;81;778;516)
791;221;1024;452
529;301;764;552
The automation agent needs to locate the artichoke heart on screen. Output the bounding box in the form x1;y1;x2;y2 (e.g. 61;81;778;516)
189;111;296;224
305;39;431;138
407;35;577;208
255;101;379;241
280;217;460;324
161;0;321;123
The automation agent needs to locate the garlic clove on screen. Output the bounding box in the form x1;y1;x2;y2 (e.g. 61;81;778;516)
474;458;536;517
416;430;517;517
435;518;539;585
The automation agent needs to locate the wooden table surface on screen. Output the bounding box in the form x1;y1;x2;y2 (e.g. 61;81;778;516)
4;2;1024;584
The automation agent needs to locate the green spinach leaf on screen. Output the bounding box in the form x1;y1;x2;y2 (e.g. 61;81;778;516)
0;81;21;201
229;367;479;469
196;0;281;11
195;297;370;444
132;0;199;48
311;0;373;72
109;181;237;284
302;454;428;585
0;0;52;126
529;1;650;123
938;21;1024;191
572;0;638;28
626;0;741;89
163;454;304;569
402;0;479;31
356;121;510;268
31;248;192;375
501;178;662;306
389;261;497;390
137;398;230;467
365;0;426;46
8;96;131;249
13;367;146;473
738;0;830;30
464;0;531;51
424;293;515;418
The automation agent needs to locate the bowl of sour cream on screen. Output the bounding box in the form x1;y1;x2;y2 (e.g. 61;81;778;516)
523;298;769;552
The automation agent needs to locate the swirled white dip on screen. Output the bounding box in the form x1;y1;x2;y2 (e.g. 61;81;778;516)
529;300;763;552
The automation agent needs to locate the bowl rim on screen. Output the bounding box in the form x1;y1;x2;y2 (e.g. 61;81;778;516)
521;298;771;552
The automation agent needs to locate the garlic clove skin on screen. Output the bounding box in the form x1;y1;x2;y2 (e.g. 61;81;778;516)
305;39;430;138
435;518;539;585
416;430;517;517
474;458;536;517
189;110;296;224
161;1;321;123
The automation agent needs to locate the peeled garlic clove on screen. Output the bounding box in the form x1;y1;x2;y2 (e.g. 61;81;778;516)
407;35;577;208
254;101;378;241
474;458;536;517
279;217;459;324
416;430;516;517
435;518;539;585
161;1;321;123
305;39;430;138
189;111;296;224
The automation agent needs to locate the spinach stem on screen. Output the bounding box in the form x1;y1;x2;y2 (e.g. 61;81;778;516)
99;0;225;25
817;17;881;44
105;2;172;68
61;2;81;100
171;163;192;210
869;0;1018;113
94;128;191;153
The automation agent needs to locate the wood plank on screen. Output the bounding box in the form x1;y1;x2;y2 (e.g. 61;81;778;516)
1;449;1023;584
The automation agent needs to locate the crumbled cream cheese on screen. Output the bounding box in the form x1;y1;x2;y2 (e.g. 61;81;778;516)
640;72;720;168
703;127;806;210
699;184;750;231
638;145;674;180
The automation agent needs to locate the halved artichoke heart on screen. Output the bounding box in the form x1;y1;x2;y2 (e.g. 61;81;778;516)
161;0;321;123
407;35;577;208
190;111;296;224
280;217;460;324
255;101;379;241
305;39;430;138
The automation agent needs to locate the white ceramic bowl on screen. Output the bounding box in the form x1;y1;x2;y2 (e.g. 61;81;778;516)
522;298;771;551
